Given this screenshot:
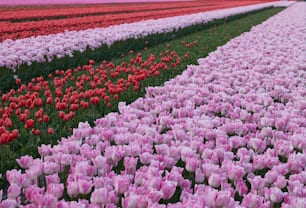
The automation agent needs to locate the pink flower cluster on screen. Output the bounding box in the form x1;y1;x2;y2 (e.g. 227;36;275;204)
1;2;305;207
0;1;295;71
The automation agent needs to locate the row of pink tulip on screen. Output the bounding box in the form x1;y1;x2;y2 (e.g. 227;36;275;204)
0;1;295;71
0;2;305;207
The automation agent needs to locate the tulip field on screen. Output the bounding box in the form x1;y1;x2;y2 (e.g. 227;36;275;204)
0;0;305;207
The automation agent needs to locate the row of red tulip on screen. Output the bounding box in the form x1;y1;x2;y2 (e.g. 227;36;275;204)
0;1;211;21
0;0;271;41
0;44;188;145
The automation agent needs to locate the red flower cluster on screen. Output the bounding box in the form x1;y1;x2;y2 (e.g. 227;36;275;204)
0;1;212;21
0;48;181;145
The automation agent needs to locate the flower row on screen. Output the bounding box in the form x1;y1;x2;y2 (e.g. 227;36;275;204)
0;1;273;42
0;2;304;207
0;5;234;41
0;1;294;70
0;1;212;21
0;44;185;145
0;0;190;6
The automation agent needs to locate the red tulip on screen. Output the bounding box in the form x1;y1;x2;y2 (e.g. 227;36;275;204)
46;97;52;105
5;118;12;128
47;128;54;135
89;59;95;65
43;115;49;123
70;104;79;111
90;97;100;105
19;113;28;122
80;101;89;109
58;111;65;119
34;129;40;136
25;119;34;129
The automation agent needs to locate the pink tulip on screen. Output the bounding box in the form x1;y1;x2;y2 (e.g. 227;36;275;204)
0;199;18;208
6;169;23;185
67;181;79;198
265;170;278;184
275;175;287;189
140;152;153;165
215;191;232;208
148;190;163;203
185;157;199;172
288;180;303;197
47;183;64;198
43;162;60;175
269;187;284;203
105;146;122;164
75;162;96;177
249;176;265;191
203;188;218;207
124;157;138;174
90;188;109;204
123;193;137;208
60;154;72;166
155;144;170;155
236;179;248;196
208;173;222;188
195;168;205;183
227;165;245;182
78;179;93;195
24;185;44;202
113;175;130;194
93;155;107;169
241;193;264;208
33;193;57;208
46;173;61;186
38;144;52;157
248;138;266;153
16;155;33;169
26;161;43;181
7;184;21;199
161;180;177;200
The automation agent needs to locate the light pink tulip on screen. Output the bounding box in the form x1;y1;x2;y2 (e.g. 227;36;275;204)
78;179;93;195
0;199;18;208
114;175;130;194
67;181;79;198
16;155;33;169
161;180;177;200
7;184;21;199
269;187;284;203
90;188;109;205
208;173;222;188
47;183;64;198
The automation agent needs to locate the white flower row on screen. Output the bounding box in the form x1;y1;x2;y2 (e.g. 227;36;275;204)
0;1;295;71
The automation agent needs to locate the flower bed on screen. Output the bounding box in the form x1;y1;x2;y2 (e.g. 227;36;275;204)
0;49;183;146
0;7;284;195
0;0;190;6
0;1;226;21
0;2;304;207
0;1;293;70
0;4;261;41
